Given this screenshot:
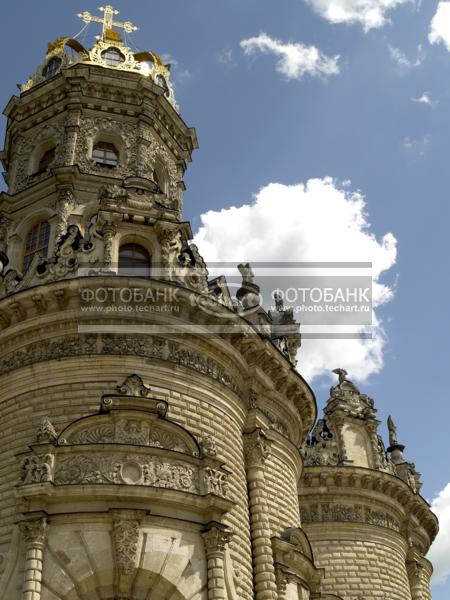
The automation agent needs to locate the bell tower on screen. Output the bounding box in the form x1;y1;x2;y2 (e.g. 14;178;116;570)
0;8;319;600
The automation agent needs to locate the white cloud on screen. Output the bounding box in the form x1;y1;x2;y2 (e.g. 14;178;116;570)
193;178;397;383
403;134;431;155
412;92;437;107
240;33;340;80
217;48;234;66
305;0;414;32
429;2;450;51
429;483;450;584
389;44;424;68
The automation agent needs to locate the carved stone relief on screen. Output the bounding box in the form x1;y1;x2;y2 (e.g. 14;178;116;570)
300;503;400;533
54;453;198;493
113;518;140;576
0;334;240;394
76;117;137;179
21;454;54;484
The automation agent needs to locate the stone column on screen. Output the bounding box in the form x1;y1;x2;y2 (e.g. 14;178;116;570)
244;428;278;600
19;518;47;600
101;222;118;272
202;524;232;600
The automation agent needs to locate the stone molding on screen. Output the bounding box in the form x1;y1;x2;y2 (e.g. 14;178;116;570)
300;466;438;548
0;333;241;395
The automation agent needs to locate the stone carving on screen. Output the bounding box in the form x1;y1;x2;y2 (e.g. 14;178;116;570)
303;419;339;467
157;224;182;279
36;416;58;444
66;424;114;445
177;244;209;294
332;367;348;385
147;429;188;452
11;123;65;193
36;224;83;281
200;435;217;457
116;419;150;445
118;374;150;397
238;263;255;287
99;184;128;204
76;117;137;179
21;454;54;484
387;415;399;447
301;503;400;532
113;519;140;576
203;467;228;496
202;525;232;555
61;417;190;454
244;429;271;467
0;334;240;394
0;214;11;275
0;269;23;296
19;518;47;546
54;454;198;492
55;188;76;243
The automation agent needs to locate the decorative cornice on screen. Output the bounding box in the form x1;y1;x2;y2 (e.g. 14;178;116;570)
300;466;438;544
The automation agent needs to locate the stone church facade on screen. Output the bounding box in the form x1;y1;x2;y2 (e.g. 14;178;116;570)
0;8;438;600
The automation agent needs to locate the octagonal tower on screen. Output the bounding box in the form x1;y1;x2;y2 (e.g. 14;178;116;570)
0;7;321;600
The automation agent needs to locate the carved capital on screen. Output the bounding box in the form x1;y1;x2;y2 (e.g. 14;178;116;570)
202;524;232;556
19;518;47;547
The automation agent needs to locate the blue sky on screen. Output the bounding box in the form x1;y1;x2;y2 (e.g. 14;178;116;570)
1;0;450;595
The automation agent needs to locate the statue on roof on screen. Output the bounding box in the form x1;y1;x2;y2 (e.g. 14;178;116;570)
387;415;399;447
333;368;349;385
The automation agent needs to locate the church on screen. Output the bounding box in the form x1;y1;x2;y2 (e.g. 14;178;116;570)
0;7;438;600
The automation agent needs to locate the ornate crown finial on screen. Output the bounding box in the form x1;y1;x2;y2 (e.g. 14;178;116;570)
78;5;138;40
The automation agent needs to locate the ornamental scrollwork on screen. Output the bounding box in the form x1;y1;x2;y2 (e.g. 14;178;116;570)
113;518;140;576
75;117;137;179
54;453;198;493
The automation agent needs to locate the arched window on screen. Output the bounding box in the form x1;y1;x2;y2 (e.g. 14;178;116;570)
92;142;119;168
36;147;56;174
118;244;151;277
42;57;62;79
22;221;51;273
101;47;125;67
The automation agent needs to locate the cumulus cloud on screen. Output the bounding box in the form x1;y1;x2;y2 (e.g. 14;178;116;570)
412;92;437;107
429;483;450;584
389;44;424;68
305;0;414;32
429;2;450;51
193;178;397;382
240;33;340;80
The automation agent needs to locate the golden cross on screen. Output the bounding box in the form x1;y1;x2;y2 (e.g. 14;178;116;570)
78;5;138;39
